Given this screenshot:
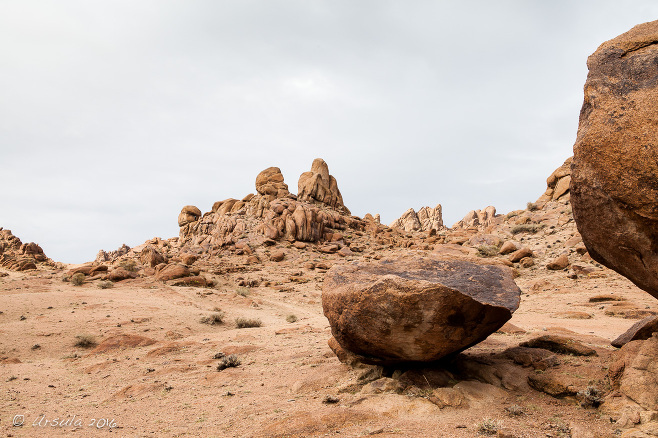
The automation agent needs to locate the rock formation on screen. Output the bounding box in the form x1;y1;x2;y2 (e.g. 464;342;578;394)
453;206;497;229
177;159;361;249
0;228;52;271
570;20;658;299
297;158;349;214
322;254;521;364
536;157;572;206
390;205;443;232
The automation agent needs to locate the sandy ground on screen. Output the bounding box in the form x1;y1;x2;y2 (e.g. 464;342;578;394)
0;246;654;438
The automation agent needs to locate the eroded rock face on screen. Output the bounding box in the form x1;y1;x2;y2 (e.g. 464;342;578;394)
571;21;658;299
322;254;521;364
297;158;349;213
609;334;658;412
453;206;497;229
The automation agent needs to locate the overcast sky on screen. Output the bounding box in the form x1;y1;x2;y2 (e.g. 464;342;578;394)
1;1;657;264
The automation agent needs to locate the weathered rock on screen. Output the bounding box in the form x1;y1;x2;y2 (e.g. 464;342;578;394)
520;335;597;356
547;254;570;270
139;245;165;268
322;254;521;364
499;241;518;255
612;316;658;348
270;250;285;262
609;334;658;411
180;254;198;265
96;244;130;263
537;157;572;205
509;247;533;263
255;167;290;199
297;158;349;213
107;268;137;282
571;21;658;299
178;205;201;227
155;264;190;281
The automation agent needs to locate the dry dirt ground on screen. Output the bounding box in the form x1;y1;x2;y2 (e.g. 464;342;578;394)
1;242;654;438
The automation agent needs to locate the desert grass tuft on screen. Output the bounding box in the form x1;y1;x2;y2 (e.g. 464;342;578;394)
511;224;545;235
70;273;86;286
286;314;298;323
200;312;225;325
74;334;97;349
217;354;241;371
235;317;262;328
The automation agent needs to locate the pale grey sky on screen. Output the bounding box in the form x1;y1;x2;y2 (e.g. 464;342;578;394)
1;1;657;263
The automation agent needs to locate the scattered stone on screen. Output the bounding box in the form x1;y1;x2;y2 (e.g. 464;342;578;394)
499;241;518;255
269;250;285;262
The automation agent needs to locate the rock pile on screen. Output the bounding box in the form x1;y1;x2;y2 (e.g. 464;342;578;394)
452;206;498;229
178;159;362;249
322;254;521;364
389;205;443;232
0;228;52;271
571;20;658;299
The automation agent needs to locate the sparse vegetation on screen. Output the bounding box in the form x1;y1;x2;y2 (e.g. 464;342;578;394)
511;224;545;235
217;354;241;371
235;317;262;328
200;312;225;325
236;287;250;297
577;385;603;408
97;280;114;289
31;344;41;350
505;405;525;416
118;259;138;272
476;245;499;257
527;201;539;211
213;352;226;359
286;314;298;323
70;272;86;286
506;211;519;219
7;376;17;382
476;418;501;436
74;334;97;349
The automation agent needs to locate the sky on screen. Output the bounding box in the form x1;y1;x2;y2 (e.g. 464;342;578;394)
1;1;657;264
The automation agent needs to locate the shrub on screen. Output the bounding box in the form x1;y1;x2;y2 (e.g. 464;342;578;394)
235;317;262;328
74;334;97;349
476;245;499;257
118;259;138;272
577;386;603;408
286;314;298;323
505;405;525;416
97;280;114;289
217;354;241;371
511;224;545;235
527;202;539;211
236;287;250;297
70;273;86;286
476;418;501;436
200;312;225;325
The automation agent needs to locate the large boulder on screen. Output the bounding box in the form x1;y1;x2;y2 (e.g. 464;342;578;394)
297;158;349;213
177;205;201;227
571;21;658;299
322;254;521;364
255;167;290;199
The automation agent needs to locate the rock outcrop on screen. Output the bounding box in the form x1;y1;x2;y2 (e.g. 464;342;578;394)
571;20;658;299
390;205;443;232
297;158;349;214
453;206;497;229
178;159;361;248
96;244;131;263
0;228;52;271
322;254;521;365
536;157;572;206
